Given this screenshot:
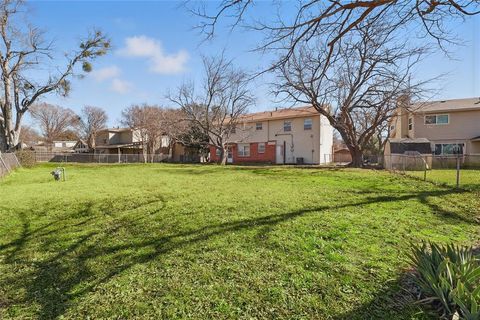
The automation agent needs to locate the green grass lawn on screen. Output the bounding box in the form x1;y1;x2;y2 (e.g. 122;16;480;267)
408;169;480;191
0;164;479;319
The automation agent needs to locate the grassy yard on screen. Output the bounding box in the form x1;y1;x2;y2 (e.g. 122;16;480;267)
0;164;479;319
408;169;480;191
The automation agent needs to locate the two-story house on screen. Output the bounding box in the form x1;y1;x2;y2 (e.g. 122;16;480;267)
209;106;334;164
389;97;480;156
94;128;201;162
94;128;144;154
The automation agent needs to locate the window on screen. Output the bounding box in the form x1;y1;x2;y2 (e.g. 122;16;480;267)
304;118;312;130
408;118;413;130
215;149;221;156
231;126;236;133
390;125;395;131
434;143;464;155
425;114;449;125
256;122;263;130
238;143;250;157
258;142;265;154
283;120;292;132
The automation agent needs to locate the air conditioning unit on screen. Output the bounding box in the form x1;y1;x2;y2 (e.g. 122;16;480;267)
296;157;304;164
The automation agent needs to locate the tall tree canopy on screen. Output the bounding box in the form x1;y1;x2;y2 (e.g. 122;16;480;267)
29;103;80;143
121;104;165;162
78;106;108;150
0;0;110;151
193;0;479;69
274;23;429;166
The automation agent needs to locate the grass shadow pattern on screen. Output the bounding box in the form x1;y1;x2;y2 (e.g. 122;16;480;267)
0;164;478;319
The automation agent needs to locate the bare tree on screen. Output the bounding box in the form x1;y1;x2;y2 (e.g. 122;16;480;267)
78;106;108;150
0;0;110;151
161;108;210;159
191;0;479;71
18;125;41;146
121;104;164;163
29;103;80;143
274;23;429;167
168;55;255;165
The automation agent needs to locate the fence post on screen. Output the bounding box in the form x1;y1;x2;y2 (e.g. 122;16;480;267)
13;153;21;167
456;154;460;189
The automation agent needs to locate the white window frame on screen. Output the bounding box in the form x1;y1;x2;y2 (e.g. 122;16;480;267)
237;143;250;157
256;122;263;130
304;118;312;130
215;148;221;156
425;114;449;125
258;142;265;154
283;120;292;132
408;118;413;130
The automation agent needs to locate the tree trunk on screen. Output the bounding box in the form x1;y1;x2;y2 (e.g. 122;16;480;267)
334;126;364;168
0;123;7;152
87;134;95;150
9;127;20;150
217;147;228;165
349;148;363;167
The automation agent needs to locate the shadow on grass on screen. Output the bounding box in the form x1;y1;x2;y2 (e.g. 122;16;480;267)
332;271;431;319
0;188;475;319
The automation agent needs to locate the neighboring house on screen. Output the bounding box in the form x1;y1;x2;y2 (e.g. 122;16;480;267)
37;140;77;153
333;148;352;163
73;139;89;153
94;129;200;162
158;135;202;163
94;128;143;154
209;106;334;164
389;97;480;156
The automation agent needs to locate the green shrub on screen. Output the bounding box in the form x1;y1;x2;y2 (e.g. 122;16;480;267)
15;150;36;168
409;242;480;319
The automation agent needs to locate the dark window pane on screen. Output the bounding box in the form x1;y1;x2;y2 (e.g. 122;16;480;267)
425;116;436;124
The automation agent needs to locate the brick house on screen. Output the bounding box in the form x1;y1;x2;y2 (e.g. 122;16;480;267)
209;106;334;164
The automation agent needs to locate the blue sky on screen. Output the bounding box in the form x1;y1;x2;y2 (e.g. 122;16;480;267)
27;1;480;126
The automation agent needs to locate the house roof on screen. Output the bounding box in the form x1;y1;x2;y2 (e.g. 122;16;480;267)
410;97;480;113
73;139;88;148
98;128;132;133
240;106;320;122
471;136;480;142
389;138;431;144
95;143;142;149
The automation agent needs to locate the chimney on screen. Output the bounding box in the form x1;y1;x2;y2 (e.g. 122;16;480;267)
396;93;411;138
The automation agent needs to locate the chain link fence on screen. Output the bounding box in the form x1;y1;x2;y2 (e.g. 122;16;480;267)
384;154;480;190
33;152;171;164
0;152;21;178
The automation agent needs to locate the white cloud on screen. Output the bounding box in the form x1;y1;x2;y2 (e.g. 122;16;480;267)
91;66;121;82
110;78;132;94
118;35;189;74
